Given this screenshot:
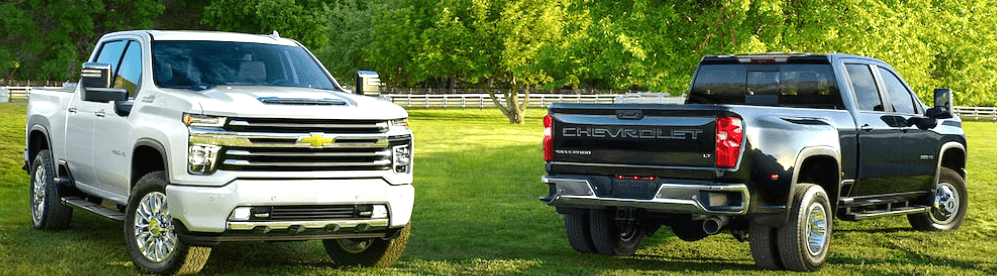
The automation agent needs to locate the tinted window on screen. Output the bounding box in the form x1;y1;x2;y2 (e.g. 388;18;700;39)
845;64;882;111
878;67;916;115
152;41;336;90
116;41;142;98
687;64;841;109
95;40;128;76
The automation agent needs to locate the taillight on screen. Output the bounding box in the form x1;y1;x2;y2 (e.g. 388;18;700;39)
716;116;742;168
543;115;554;161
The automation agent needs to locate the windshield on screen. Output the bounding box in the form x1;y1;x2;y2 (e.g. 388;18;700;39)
687;63;842;109
152;41;337;90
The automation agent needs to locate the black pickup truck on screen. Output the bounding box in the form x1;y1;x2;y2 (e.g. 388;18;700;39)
540;53;967;271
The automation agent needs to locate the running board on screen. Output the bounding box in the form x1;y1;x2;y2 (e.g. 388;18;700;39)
841;206;929;221
61;197;125;221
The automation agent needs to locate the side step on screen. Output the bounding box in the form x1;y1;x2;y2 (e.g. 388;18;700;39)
61;197;125;221
841;206;929;221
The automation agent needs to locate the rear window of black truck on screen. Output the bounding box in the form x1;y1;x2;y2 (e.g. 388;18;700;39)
687;63;843;109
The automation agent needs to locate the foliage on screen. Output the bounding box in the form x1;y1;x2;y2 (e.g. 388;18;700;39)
4;0;997;107
201;0;330;49
0;0;164;81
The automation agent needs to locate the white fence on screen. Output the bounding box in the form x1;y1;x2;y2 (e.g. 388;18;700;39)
953;106;997;121
2;86;996;121
384;94;622;108
0;87;34;102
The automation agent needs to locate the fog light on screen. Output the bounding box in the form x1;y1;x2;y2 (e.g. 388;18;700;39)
392;145;412;174
372;205;388;219
188;144;221;174
230;207;251;221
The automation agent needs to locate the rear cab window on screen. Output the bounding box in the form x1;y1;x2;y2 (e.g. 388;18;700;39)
687;56;843;109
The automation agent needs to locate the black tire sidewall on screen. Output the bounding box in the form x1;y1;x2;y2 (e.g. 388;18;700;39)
30;149;71;230
781;184;832;271
323;223;410;267
563;213;596;254
924;168;968;231
589;208;644;256
124;171;191;274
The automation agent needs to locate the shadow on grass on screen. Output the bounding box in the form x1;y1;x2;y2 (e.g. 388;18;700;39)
834;227;916;234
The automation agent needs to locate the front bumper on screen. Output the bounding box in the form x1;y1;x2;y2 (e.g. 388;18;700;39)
166;178;414;235
540;175;750;215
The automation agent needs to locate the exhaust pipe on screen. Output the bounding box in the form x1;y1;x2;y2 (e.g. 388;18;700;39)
703;216;730;235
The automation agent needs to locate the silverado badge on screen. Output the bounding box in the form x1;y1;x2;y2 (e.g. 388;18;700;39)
298;133;335;147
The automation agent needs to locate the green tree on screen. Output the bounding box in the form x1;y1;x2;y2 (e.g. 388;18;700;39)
0;0;163;81
201;0;330;49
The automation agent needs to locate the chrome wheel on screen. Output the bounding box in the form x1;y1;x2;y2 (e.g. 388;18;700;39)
805;203;828;257
31;165;47;225
133;192;177;262
930;183;959;224
337;239;374;254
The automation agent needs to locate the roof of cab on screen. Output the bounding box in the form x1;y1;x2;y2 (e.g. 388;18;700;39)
701;52;884;65
104;30;300;46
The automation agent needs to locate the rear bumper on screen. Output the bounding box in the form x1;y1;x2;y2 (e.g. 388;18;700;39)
540;175;750;215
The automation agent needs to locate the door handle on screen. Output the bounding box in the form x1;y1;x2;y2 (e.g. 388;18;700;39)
860;124;872;132
95;109;106;117
68;107;77;113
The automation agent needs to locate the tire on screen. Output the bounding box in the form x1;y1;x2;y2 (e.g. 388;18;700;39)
908;167;967;232
777;184;832;272
563;213;596;253
668;218;709;242
29;149;73;230
124;171;210;275
749;223;783;270
589;208;644;256
323;223;411;268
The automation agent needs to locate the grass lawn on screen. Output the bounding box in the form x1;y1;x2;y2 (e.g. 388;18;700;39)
1;103;995;275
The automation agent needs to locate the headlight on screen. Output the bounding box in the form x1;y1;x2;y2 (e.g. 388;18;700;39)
183;113;227;127
389;118;408;130
392;145;412;174
188;144;221;174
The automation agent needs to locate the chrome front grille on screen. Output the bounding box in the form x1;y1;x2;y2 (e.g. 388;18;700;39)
225;117;388;134
219;148;392;171
190;117;412;172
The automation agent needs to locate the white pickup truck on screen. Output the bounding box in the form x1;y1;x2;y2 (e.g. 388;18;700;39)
23;30;414;274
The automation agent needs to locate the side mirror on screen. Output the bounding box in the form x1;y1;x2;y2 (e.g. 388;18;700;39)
926;88;953;119
80;62;127;103
81;62;112;89
355;70;380;96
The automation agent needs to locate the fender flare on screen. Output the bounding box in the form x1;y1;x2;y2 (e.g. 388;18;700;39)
133;138;171;183
935;141;967;183
27;123;53;165
788;145;841;205
756;145;840;227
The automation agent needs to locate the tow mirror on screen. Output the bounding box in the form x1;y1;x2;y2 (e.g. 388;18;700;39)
81;62;112;89
926;88;953;119
355;71;380;96
80;62;127;103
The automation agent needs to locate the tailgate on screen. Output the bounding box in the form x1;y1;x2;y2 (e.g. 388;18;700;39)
549;105;718;170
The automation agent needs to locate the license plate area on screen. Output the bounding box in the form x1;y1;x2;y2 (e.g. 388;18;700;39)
609;179;656;200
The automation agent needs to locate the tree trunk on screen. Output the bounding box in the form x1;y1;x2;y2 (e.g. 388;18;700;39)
483;78;528;124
